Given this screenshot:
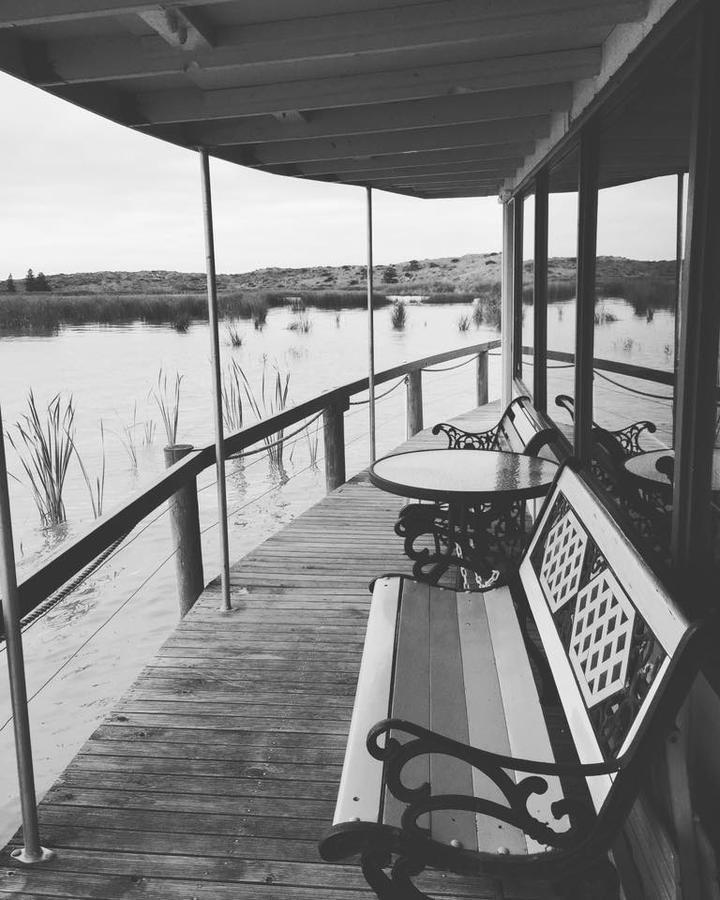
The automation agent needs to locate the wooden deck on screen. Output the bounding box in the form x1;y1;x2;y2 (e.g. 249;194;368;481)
1;403;556;900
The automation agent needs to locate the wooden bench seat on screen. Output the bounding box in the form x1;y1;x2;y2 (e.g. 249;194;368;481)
319;463;704;899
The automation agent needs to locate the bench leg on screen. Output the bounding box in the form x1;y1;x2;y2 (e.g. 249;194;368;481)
362;850;429;900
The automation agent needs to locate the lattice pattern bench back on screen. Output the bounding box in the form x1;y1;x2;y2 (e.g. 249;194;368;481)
519;464;691;812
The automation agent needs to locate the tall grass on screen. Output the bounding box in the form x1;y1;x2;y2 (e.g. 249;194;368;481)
304;416;321;469
74;422;107;519
226;322;243;347
119;403;140;467
288;311;312;333
7;392;76;526
390;299;407;329
457;313;471;332
239;359;291;473
152;369;183;446
222;359;244;434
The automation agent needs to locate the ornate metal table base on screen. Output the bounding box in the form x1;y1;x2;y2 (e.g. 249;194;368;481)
395;500;525;590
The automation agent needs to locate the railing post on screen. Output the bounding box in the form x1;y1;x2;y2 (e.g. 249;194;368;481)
406;369;423;438
323;398;347;492
476;350;489;407
164;444;204;618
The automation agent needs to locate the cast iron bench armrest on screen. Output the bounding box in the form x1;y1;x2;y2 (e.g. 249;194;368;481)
431;420;500;450
554;394;656;460
368;718;621;852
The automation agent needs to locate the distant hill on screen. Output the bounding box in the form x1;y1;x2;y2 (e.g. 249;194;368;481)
7;254;676;296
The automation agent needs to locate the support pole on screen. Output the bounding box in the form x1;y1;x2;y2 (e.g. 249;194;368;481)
0;405;54;864
199;149;231;612
406;370;423;438
164;444;204;617
366;186;376;462
501;199;514;409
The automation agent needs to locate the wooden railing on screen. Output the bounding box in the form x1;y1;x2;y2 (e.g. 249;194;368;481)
13;339;500;622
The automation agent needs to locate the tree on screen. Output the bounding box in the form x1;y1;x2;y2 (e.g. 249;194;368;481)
6;273;16;293
25;268;35;292
382;265;398;284
35;271;51;292
405;259;421;272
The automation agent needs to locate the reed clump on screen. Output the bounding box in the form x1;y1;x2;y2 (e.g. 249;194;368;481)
239;358;291;474
8;392;76;526
152;369;183;446
390;299;407;329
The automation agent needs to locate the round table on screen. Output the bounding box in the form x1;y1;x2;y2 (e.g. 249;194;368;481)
624;448;720;492
370;449;558;587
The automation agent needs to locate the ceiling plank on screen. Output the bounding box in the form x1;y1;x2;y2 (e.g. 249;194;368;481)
0;0;226;27
137;8;215;52
362;169;513;186
286;147;533;176
331;161;523;181
143;84;571;146
130;48;601;124
239;118;550;166
33;0;645;85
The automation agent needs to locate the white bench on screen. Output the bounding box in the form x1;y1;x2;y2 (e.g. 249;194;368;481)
319;463;702;898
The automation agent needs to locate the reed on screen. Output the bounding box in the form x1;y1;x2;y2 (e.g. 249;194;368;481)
239;358;291;472
226;322;243;347
143;419;156;446
222;359;244;434
288;311;312;333
152;369;183;446
7;391;76;526
118;403;139;467
457;313;471;332
390;299;407;329
74;421;106;519
304;415;321;469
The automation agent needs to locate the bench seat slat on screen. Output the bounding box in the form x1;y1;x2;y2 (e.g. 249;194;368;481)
485;588;569;851
458;588;528;854
428;589;478;850
332;576;400;826
384;579;431;830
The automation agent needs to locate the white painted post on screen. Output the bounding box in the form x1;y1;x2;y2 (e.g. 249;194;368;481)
0;405;54;864
199;149;231;612
501;198;515;408
366;186;376;463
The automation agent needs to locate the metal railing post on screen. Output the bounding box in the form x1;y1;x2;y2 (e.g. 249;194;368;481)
0;405;54;864
164;444;204;617
406;369;423;438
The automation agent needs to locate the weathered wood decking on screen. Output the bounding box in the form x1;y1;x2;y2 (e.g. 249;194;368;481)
1;404;554;900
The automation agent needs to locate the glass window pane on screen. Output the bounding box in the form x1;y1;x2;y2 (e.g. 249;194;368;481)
592;36;692;562
521;193;535;394
546;149;580;448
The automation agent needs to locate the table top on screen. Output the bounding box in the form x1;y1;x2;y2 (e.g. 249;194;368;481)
369;449;558;503
624;447;720;491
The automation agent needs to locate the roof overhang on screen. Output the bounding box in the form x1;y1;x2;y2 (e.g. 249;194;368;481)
0;0;682;199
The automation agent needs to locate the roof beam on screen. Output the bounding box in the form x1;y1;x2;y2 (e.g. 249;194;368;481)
332;160;523;182
131;48;601;124
0;0;226;27
287;147;533;176
137;8;214;51
363;169;512;186
237;118;550;166
143;84;571;147
32;0;646;85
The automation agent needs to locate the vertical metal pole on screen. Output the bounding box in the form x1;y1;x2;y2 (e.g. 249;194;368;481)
366;186;376;462
0;406;53;864
501;199;514;408
199;149;231;611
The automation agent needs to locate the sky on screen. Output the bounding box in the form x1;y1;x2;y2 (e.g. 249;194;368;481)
0;71;678;278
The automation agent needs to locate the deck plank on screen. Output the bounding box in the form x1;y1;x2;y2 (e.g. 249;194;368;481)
0;403;555;899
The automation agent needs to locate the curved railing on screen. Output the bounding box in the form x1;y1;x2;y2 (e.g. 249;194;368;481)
13;339;500;623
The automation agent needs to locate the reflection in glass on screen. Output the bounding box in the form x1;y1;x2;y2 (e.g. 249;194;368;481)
590;36;692;564
521;193;535;394
546;149;579;448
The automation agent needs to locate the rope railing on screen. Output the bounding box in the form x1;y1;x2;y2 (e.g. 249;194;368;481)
423;353;479;373
349;377;406;405
593;369;674;400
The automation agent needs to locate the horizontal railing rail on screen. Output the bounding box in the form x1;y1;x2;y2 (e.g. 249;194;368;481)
523;346;676;387
13;339;500;622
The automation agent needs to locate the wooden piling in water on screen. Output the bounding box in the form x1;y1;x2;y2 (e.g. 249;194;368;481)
476;350;489;407
164;444;204;617
323;400;347;492
406;370;423;437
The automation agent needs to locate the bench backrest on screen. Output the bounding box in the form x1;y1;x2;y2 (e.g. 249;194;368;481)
518;463;694;813
495;395;553;455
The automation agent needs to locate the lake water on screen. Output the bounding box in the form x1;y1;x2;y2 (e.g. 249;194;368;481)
0;294;675;845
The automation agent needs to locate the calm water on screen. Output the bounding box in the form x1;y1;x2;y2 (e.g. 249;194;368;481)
0;294;675;844
0;301;501;843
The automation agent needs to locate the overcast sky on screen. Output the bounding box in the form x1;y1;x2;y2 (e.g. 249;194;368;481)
0;71;677;277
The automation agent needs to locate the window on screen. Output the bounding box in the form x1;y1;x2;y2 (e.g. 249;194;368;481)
546;148;580;447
